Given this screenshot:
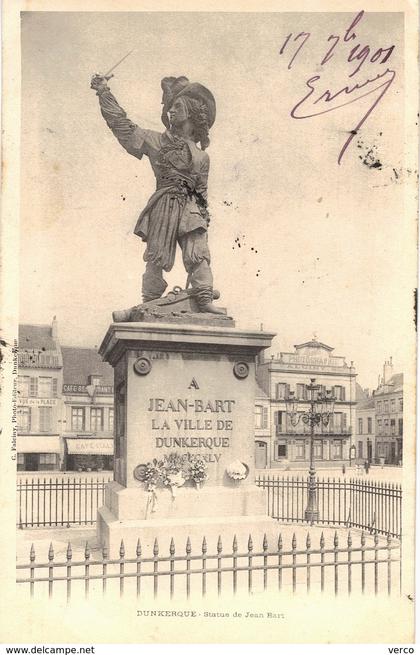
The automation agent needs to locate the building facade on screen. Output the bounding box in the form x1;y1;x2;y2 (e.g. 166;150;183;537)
354;396;375;464
373;359;403;465
17;321;115;472
61;347;114;471
256;338;357;469
17;320;64;471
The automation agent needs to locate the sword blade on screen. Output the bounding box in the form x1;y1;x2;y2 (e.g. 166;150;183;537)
104;49;134;78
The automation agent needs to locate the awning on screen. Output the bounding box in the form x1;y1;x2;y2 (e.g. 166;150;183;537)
17;436;61;454
66;438;114;455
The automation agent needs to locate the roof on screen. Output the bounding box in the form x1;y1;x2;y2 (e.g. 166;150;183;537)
19;324;58;351
61;347;113;385
355;383;368;401
294;339;334;352
356;397;375;411
375;373;404;396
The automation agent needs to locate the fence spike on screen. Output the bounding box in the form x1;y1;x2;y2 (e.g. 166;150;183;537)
277;533;282;550
170;538;175;556
263;533;268;551
136;539;141;557
247;534;253;551
202;536;207;554
374;533;379;546
217;535;222;553
232;535;238;552
347;531;352;547
30;543;35;562
48;542;54;561
334;531;338;547
306;532;311;549
153;538;159;556
186;537;192;554
292;533;296;549
84;541;90;560
119;540;125;558
66;542;72;560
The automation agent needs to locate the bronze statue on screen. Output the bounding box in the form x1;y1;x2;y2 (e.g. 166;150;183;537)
91;73;223;314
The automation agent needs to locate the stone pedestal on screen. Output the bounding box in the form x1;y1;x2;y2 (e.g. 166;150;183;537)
97;321;275;554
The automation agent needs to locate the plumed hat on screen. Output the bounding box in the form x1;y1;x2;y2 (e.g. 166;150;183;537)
161;76;216;129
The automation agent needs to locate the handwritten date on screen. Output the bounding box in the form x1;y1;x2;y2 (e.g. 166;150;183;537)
280;11;396;164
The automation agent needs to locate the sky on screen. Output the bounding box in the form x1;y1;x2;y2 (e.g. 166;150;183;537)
19;11;414;390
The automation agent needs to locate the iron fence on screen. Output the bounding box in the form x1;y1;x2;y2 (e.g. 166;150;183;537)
17;477;112;528
16;530;401;600
256;476;402;538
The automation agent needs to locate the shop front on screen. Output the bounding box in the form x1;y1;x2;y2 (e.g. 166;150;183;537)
16;436;62;471
65;437;114;471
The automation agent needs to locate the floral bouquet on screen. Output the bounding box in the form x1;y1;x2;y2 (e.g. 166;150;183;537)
189;455;208;489
144;459;164;514
226;459;249;481
162;453;189;498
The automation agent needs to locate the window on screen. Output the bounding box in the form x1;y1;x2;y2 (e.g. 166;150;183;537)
91;408;104;432
17;407;31;433
332;440;342;459
399;397;403;411
277;443;287;458
398;418;403;436
384;419;389;434
377;419;382;434
71;407;85;431
108;408;114;432
296;384;306;400
39;453;58;471
377;401;382;413
384;400;389;413
313;440;322;459
39;407;52;432
367;417;372;434
18;376;30;398
38;377;52;398
295;440;305;459
17;453;25;471
334;385;345;401
390;399;396;412
254;405;268;429
358;418;363;434
276;383;287;400
390;419;396;435
274;411;285;434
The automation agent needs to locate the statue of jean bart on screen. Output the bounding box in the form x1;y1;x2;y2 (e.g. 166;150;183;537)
91;74;224;315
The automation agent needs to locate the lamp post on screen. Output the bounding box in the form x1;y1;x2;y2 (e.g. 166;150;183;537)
286;378;335;524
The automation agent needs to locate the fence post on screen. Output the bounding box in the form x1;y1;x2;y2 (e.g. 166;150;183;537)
169;538;175;599
347;531;352;595
333;531;339;596
386;533;392;596
292;533;296;593
373;533;379;595
153;538;159;599
103;543;108;596
263;533;268;591
360;532;366;593
247;535;253;594
217;536;222;597
66;542;72;603
232;535;238;595
119;540;125;598
320;532;325;592
186;537;192;599
306;532;311;593
29;543;35;598
84;541;90;599
201;537;207;598
277;534;283;591
136;539;141;598
48;542;54;599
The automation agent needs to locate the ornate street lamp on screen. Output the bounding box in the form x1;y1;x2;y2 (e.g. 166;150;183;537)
286;378;335;524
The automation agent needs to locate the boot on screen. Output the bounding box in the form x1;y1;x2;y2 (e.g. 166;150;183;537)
142;265;168;303
195;286;225;314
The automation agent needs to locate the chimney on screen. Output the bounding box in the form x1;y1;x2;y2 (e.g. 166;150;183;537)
383;357;393;384
51;316;58;340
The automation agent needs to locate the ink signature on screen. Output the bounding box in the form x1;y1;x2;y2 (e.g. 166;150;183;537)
280;11;397;164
